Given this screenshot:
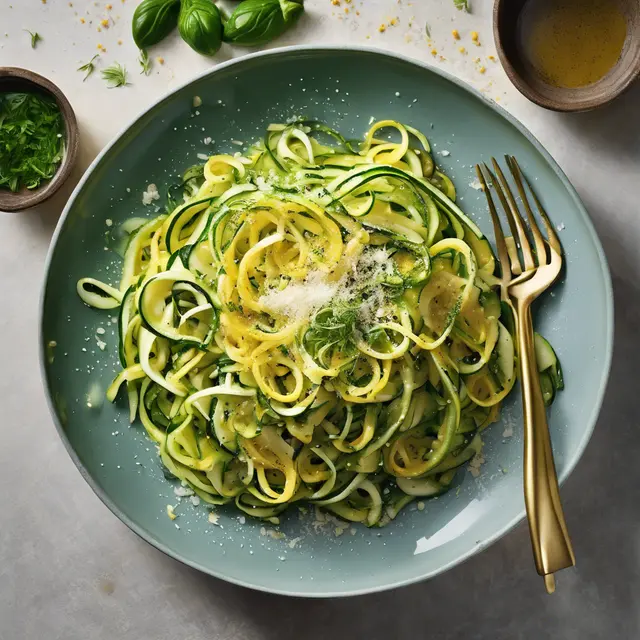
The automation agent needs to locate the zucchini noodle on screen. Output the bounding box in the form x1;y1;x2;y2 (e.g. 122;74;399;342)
78;118;563;527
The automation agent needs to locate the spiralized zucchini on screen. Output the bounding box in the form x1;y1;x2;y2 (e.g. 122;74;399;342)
78;118;561;527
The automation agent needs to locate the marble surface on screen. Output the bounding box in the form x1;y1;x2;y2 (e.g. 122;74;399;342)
1;1;639;638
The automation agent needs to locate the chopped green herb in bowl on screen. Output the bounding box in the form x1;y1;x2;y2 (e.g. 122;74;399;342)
0;91;65;192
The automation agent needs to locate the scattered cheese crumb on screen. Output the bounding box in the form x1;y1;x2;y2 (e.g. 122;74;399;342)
142;183;160;205
174;485;194;497
208;510;220;525
288;537;302;549
417;501;425;511
439;150;450;157
189;495;201;507
105;218;113;226
166;505;177;520
469;450;486;478
96;327;106;335
203;137;212;145
197;153;209;160
469;178;483;190
193;95;202;108
502;425;514;438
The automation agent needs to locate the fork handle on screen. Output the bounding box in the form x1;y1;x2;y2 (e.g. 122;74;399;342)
516;300;576;578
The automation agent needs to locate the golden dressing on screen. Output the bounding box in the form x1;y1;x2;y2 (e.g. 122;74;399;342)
518;0;628;88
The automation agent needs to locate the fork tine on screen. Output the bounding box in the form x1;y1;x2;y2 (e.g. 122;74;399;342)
475;164;512;282
506;155;547;266
483;163;522;276
483;163;523;275
491;157;536;272
508;156;563;256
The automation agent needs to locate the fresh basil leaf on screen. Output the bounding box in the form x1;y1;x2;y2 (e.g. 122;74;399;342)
223;0;304;47
132;0;181;48
178;0;223;56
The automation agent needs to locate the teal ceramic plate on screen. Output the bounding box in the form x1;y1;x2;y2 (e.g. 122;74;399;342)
40;47;613;597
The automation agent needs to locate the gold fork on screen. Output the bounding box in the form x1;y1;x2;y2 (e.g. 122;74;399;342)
476;156;575;594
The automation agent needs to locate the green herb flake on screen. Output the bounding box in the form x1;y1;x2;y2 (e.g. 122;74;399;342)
453;0;470;12
425;23;431;38
25;30;42;48
0;92;64;192
77;54;99;81
101;62;129;88
139;49;152;76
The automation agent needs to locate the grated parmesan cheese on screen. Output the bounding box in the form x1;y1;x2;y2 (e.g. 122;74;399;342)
142;184;160;205
258;247;394;323
258;271;339;320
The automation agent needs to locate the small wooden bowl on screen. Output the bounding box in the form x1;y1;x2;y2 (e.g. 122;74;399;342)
494;0;640;112
0;68;79;212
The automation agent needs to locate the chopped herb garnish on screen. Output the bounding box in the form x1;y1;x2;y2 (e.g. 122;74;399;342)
77;54;99;81
101;62;129;88
453;0;470;12
25;30;42;48
0;92;64;192
425;23;431;38
139;49;152;76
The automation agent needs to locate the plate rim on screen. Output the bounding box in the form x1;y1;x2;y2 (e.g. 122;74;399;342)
39;44;614;598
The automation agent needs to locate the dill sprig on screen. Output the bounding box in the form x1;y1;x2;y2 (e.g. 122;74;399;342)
304;305;360;365
139;49;152;75
101;62;129;88
25;30;42;48
453;0;470;12
0;92;64;192
77;54;99;82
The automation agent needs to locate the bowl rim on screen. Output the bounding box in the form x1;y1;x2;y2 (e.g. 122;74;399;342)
0;67;80;211
38;44;615;598
492;0;640;112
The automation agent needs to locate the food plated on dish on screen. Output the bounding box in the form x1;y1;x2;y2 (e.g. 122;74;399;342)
41;48;612;596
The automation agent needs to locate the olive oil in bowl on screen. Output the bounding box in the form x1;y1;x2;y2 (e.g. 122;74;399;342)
518;0;628;88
